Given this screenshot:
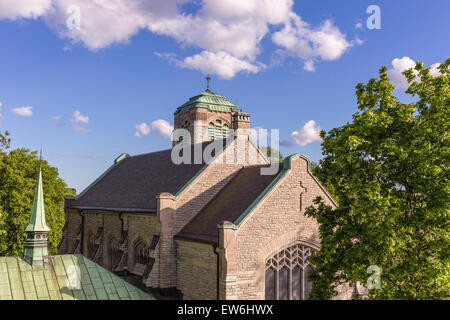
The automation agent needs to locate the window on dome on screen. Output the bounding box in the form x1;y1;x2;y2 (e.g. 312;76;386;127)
208;123;215;141
215;120;222;139
223;124;229;138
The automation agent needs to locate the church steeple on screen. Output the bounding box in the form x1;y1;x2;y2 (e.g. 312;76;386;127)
23;160;50;267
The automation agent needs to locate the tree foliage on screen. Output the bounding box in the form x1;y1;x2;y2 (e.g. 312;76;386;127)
259;146;284;163
306;59;450;299
0;132;71;256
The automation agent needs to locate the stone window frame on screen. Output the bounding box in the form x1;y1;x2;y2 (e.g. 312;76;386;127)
133;238;150;267
264;241;317;300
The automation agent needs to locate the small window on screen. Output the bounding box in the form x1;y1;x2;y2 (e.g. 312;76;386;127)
208;123;215;141
215;120;222;139
223;124;229;138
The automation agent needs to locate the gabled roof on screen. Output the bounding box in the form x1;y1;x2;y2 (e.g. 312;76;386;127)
68;140;227;212
175;165;282;245
0;255;153;300
175;90;240;114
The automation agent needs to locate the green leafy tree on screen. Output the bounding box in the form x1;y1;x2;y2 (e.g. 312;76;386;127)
306;59;450;299
259;146;284;163
0;133;71;256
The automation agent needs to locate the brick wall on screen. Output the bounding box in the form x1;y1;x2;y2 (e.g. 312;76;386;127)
217;154;352;300
175;240;217;300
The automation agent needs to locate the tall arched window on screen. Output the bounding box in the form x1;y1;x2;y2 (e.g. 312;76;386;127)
87;233;97;260
215;120;223;139
108;237;122;270
265;243;316;300
223;124;229;138
180;121;190;142
208;122;215;141
134;240;149;266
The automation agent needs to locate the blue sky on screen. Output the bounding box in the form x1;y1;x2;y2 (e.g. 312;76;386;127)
0;0;448;193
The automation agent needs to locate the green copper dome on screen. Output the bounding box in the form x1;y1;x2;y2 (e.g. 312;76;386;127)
175;90;240;114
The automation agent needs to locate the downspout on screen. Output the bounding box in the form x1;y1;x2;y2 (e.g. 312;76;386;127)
79;210;84;255
214;244;220;300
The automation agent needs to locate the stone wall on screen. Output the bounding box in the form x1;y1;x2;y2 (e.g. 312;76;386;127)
175;240;217;300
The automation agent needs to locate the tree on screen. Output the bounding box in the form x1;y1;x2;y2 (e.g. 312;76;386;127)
259;146;284;163
0;133;72;256
305;59;450;299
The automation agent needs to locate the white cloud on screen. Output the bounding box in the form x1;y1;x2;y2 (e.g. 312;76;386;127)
272;16;353;68
51;115;61;121
429;63;441;77
134;122;151;138
387;57;443;91
0;0;358;78
355;22;363;30
150;119;173;139
72;124;89;133
0;0;51;20
303;59;315;72
387;57;416;91
12;106;33;116
178;51;261;79
291;120;322;146
70;110;89;124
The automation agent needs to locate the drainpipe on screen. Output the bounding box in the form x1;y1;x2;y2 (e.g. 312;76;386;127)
214;244;220;300
79;210;84;255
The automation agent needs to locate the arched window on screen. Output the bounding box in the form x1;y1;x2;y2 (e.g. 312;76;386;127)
134;240;149;266
180;121;190;142
108;237;122;270
208;123;215;141
215;120;222;139
265;243;316;300
87;233;97;260
223;124;229;138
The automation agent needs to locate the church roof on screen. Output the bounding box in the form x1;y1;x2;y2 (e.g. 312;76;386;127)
175;165;282;245
68;140;226;213
175;90;240;114
0;254;154;300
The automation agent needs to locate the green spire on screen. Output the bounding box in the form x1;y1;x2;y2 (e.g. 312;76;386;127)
23;163;50;267
25;167;50;232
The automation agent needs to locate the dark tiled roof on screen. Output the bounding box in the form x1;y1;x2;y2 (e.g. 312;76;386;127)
69;141;227;212
176;165;282;244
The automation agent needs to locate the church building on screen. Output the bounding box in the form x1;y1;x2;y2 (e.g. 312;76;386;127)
59;84;354;300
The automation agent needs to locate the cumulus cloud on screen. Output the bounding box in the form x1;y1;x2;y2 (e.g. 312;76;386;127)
134;122;151;138
134;120;173;139
291;120;322;146
70;110;89;124
0;0;51;20
387;57;416;90
272;17;353;67
387;57;443;91
150;119;173;139
0;0;359;78
12;106;33;116
178;51;261;79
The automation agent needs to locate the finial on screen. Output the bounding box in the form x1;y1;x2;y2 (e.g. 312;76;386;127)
205;74;211;92
39;149;42;169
